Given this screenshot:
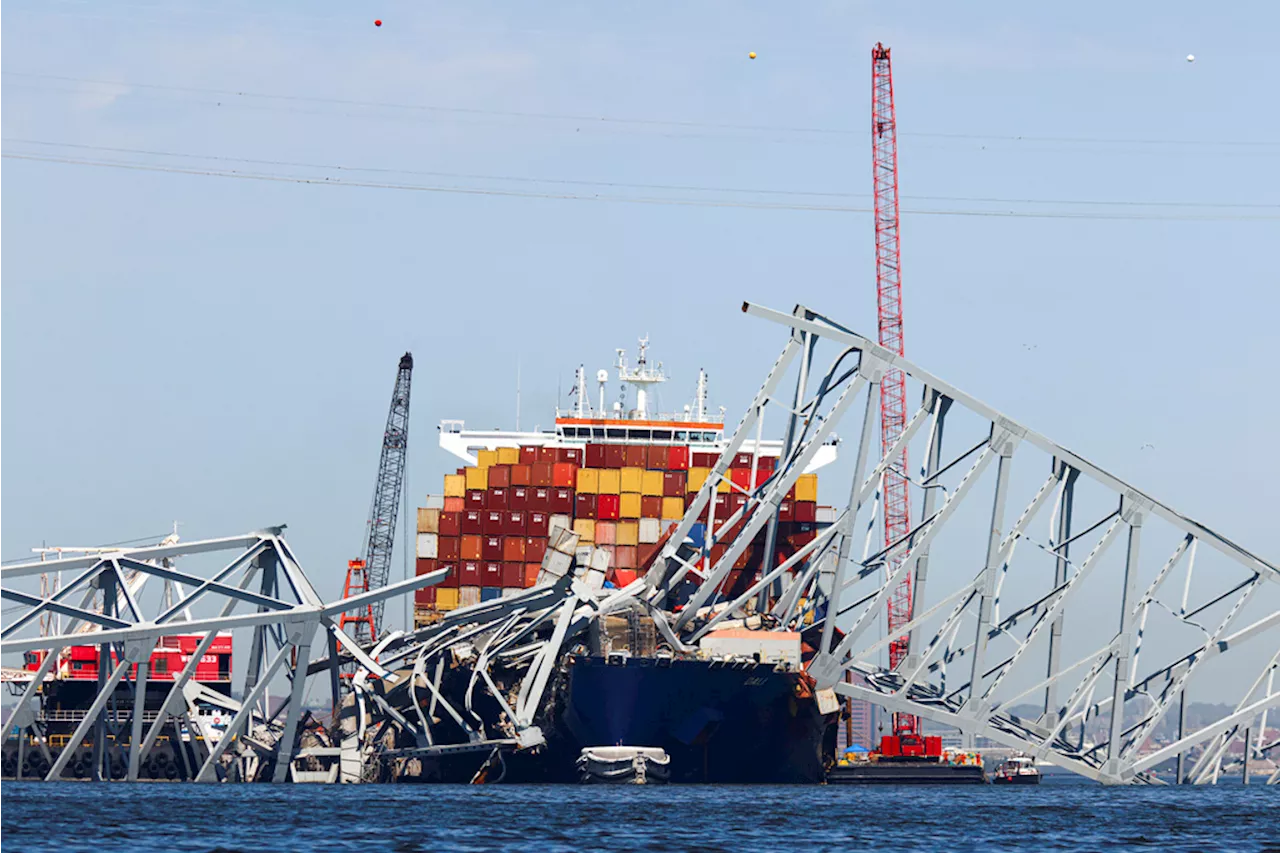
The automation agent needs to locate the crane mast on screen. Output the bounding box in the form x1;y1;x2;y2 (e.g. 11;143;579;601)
342;352;413;642
872;43;917;738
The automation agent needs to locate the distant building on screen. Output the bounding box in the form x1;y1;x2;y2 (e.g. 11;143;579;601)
844;698;877;750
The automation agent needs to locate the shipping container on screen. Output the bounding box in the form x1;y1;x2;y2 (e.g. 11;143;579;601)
638;543;658;568
465;466;488;491
730;467;752;490
487;465;511;489
459;562;483;586
481;587;503;603
733;452;754;469
718;476;732;494
597;494;621;520
574;518;596;543
530;487;552;511
667;446;690;470
552;462;577;489
757;456;777;473
596;544;616;565
527;510;550;537
550;488;575;514
511;464;532;487
616;492;639;519
520;445;539;465
576;468;600;494
466;489;486;509
507;487;528;510
692;451;718;468
576;493;598;519
502;561;523;587
483;510;504;535
531;462;554;487
585;444;606;468
415;585;437;608
524;563;541;587
476;449;498;469
504;510;526;536
617;521;640;546
661;497;685;520
817;506;837;524
482;562;503;587
611;568;639;587
598;469;621;494
443;473;466;498
604;444;625;468
687;467;710;493
614;545;637;569
595;521;617;545
645;445;669;471
461;534;483;561
795;473;819;503
641;495;663;518
439;511;461;537
550;514;572;534
417;533;438;559
442;496;464;513
417;507;440;534
638;518;661;544
663;470;687;497
425;494;445;509
416;557;437;576
619;467;643;493
462;510;483;536
619;445;642;468
559;447;584;466
779;501;795;522
794;501;817;524
437;588;460;611
438;536;460;561
482;536;504;562
641;469;664;497
524;536;547;563
485;488;509;510
460;586;482;608
502;536;526;562
436;561;459;587
537;446;558;464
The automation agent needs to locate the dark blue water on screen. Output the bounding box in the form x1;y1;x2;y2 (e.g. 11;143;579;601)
2;779;1276;852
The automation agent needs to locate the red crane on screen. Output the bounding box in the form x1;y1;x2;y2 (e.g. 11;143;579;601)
872;42;918;738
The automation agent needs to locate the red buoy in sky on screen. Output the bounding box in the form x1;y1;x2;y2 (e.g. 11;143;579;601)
374;19;382;27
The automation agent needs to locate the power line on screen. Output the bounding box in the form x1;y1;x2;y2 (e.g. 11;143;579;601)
6;151;1278;221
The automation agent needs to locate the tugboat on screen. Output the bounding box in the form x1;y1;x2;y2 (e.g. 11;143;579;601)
993;753;1041;785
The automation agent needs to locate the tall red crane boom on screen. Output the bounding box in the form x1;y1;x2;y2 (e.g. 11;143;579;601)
872;43;917;737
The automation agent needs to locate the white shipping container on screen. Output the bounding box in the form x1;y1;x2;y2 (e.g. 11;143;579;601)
816;507;837;524
416;533;438;559
501;588;520;599
549;514;572;535
424;494;445;510
638;518;661;544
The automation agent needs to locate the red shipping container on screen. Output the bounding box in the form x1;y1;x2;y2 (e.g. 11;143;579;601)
663;470;687;497
416;557;437;576
595;522;617;545
525;536;547;562
733;545;755;570
482;562;503;587
754;468;772;488
537;446;558;464
734;452;754;468
482;510;505;535
485;488;509;510
790;530;817;548
614;545;637;569
667;446;690;470
604;445;625;469
638;543;658;567
437;536;461;561
466;490;486;509
459;561;483;586
415;586;437;607
488;465;512;489
794;501;817;523
612;569;638;587
646;445;669;470
509;487;529;510
527;511;550;537
597;494;621;520
502;561;524;587
714;494;730;515
524;563;541;587
779;500;795;522
550;488;575;514
552;462;577;489
685;493;698;510
443;497;465;513
504;510;527;536
558;447;584;466
439;511;461;537
692;451;718;468
530;487;552;511
730;468;752;490
576;493;597;519
728;493;748;512
531;462;555;487
437;561;460;588
757;456;777;473
461;534;483;561
502;536;526;562
520;446;539;465
586;444;607;468
462;511;483;536
624;445;646;468
641;496;663;518
482;535;504;561
510;464;532;487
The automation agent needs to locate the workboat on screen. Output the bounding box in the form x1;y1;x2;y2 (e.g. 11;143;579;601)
406;339;842;783
993;753;1041;785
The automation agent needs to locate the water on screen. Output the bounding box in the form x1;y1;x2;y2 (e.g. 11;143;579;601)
2;779;1276;852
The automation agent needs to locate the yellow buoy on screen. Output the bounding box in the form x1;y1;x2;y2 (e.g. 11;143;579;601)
749;52;757;59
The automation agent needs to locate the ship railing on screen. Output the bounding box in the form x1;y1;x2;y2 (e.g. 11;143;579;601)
40;709;164;723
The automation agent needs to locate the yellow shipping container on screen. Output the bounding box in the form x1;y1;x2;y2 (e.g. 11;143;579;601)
574;518;596;543
598;469;622;494
465;466;488;490
497;446;520;465
796;473;819;503
577;468;600;494
687;467;710;493
476;449;498;469
620;467;644;493
443;473;466;498
661;497;685;520
718;475;731;494
641;470;664;496
620;493;642;519
437;588;460;611
617;521;640;546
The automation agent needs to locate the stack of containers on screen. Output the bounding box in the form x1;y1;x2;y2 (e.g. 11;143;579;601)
416;442;824;622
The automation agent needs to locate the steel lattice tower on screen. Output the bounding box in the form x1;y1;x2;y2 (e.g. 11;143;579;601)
344;352;413;640
872;43;917;736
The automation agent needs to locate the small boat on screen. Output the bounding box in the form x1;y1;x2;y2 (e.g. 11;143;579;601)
993;753;1041;785
576;746;670;784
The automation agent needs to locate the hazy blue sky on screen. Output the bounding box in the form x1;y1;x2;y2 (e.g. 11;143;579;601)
3;1;1278;645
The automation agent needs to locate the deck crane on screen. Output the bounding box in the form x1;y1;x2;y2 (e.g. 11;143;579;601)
871;43;919;740
339;352;413;646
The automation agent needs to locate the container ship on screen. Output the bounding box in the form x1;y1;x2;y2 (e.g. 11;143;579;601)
407;339;843;782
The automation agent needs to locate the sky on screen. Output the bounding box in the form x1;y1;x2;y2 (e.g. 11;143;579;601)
3;0;1278;679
